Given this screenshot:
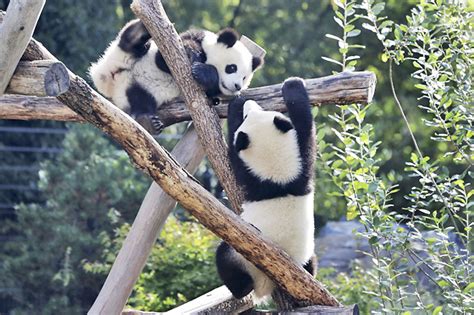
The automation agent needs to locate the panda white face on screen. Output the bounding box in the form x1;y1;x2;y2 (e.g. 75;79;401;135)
234;100;302;184
202;29;262;96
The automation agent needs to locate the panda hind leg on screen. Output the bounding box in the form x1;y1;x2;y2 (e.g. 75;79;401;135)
303;254;318;276
216;242;254;299
125;83;163;134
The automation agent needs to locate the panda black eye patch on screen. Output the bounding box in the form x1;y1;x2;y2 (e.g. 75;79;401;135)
225;64;238;74
273;116;294;133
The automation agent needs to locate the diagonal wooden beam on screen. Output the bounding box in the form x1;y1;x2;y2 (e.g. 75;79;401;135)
131;0;244;213
0;0;45;95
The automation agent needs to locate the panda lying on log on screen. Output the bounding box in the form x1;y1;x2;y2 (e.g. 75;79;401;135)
217;77;317;300
89;19;264;133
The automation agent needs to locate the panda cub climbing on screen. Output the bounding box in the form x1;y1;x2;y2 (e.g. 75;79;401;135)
216;77;316;299
89;19;263;132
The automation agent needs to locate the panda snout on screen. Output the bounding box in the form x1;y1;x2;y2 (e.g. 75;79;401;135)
234;83;242;91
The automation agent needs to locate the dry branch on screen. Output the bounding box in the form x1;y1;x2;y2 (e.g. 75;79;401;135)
89;124;206;315
0;0;45;95
131;0;244;213
6;60;70;97
0;71;375;123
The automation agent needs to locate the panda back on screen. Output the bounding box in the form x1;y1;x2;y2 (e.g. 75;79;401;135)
131;43;181;106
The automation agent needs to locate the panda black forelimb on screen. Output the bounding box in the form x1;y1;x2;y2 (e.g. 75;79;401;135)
282;77;313;135
191;62;221;97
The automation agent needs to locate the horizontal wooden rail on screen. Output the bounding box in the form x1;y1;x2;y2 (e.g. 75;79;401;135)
0;71;375;124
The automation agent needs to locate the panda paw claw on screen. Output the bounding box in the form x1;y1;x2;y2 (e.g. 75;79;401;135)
151;116;164;135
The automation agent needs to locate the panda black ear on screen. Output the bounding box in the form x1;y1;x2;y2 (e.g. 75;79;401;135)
274;116;293;133
217;28;239;48
252;56;263;71
235;132;250;152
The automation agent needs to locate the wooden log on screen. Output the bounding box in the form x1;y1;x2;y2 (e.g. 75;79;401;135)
52;60;340;306
0;71;376;123
0;0;46;95
0;94;82;121
131;0;244;214
125;297;358;315
163;286;254;315
89;124;206;315
6;60;70;97
156;71;375;126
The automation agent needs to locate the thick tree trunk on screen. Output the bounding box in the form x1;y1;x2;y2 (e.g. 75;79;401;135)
0;71;375;123
0;0;45;95
6;60;70;97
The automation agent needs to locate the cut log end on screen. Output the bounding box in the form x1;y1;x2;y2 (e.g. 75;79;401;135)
44;62;70;96
6;60;70;97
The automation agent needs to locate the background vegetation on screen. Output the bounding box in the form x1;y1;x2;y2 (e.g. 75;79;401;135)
0;0;471;314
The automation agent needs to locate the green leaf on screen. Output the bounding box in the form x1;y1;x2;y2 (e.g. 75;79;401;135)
344;24;355;32
463;282;474;293
432;306;443;315
372;3;385;15
334;16;344;28
415;84;427;90
381;53;389;62
322;56;343;66
325;33;343;42
347;29;361;37
362;22;376;32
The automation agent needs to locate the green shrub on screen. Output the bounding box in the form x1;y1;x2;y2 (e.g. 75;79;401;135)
84;216;220;312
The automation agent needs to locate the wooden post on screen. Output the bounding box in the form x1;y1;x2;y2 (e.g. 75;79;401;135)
0;0;46;95
6;60;70;97
89;124;206;315
0;71;376;123
131;0;244;214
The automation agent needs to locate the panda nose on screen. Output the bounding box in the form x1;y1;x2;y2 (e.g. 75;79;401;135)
234;84;242;91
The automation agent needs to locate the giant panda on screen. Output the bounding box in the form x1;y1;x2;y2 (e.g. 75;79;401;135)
89;19;264;132
216;77;316;300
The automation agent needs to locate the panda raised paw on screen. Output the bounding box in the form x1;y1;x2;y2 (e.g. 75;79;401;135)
282;77;309;104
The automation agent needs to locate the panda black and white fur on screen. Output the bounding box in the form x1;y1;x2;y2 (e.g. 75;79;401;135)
89;19;263;131
216;77;316;299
